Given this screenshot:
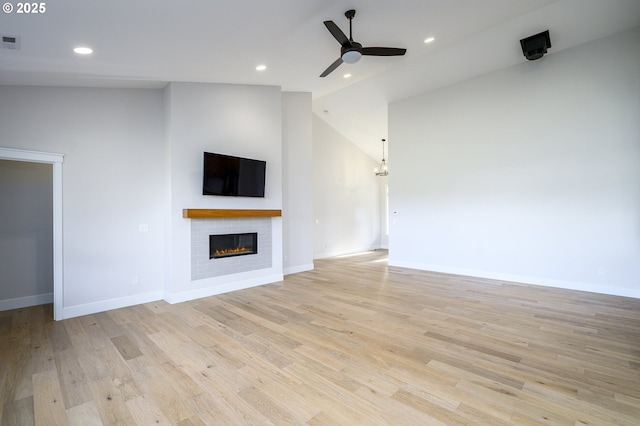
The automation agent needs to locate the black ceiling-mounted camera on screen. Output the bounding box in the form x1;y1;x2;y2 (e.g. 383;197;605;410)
520;30;551;60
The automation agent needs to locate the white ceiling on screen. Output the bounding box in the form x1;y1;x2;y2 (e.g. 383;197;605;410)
1;0;639;159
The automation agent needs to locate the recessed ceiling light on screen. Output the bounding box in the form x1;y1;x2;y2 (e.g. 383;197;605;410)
424;37;435;44
73;46;93;55
256;65;267;71
343;73;352;78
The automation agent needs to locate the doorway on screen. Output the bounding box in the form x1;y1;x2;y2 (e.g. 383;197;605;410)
0;147;64;320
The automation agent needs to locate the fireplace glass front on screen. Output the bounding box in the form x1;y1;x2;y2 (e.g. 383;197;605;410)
209;232;258;259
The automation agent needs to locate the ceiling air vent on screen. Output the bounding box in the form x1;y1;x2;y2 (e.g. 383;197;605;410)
1;35;21;50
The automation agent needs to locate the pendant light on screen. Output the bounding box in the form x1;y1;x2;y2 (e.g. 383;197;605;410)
375;138;388;176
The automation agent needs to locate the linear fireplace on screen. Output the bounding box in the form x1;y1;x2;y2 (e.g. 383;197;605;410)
190;217;272;280
210;232;258;259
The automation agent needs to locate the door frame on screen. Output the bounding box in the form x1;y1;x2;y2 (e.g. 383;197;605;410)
0;147;64;320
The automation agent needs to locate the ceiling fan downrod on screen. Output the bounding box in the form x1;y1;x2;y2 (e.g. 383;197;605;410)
346;9;355;41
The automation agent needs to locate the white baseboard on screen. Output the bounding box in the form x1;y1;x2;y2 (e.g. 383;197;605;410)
164;273;284;305
388;260;640;300
54;274;286;319
0;293;53;312
62;291;164;320
284;263;314;276
314;246;380;260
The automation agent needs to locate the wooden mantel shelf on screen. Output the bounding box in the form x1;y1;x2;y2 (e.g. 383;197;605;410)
183;209;282;219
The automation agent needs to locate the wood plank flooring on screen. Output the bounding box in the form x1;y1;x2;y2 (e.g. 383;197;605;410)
2;250;640;425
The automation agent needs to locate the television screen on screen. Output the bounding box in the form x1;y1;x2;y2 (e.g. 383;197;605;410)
203;152;266;197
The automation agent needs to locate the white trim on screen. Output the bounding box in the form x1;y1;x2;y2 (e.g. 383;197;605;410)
52;162;63;320
164;273;283;304
0;147;65;320
62;291;164;319
284;263;314;276
0;147;64;163
313;245;379;260
388;260;640;300
0;293;53;311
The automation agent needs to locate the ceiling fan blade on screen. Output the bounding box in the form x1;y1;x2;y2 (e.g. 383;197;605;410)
362;47;407;56
320;57;344;77
324;20;350;46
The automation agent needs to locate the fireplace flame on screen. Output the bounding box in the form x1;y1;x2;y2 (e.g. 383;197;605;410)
214;246;251;256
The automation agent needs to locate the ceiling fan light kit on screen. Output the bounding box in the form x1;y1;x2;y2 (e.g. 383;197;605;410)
320;9;407;77
342;48;362;64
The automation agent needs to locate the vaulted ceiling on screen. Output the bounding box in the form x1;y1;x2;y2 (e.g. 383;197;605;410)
1;0;639;159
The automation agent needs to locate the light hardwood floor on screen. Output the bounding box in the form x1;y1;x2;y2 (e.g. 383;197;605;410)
1;250;640;425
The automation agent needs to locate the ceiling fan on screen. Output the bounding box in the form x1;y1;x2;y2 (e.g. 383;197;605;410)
320;9;407;78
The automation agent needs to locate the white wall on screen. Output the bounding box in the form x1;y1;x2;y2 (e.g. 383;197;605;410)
389;28;640;298
0;87;166;316
0;82;312;318
282;92;314;275
164;82;284;301
379;178;389;249
312;115;382;258
0;160;53;308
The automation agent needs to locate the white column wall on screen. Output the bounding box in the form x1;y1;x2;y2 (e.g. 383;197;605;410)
282;92;314;275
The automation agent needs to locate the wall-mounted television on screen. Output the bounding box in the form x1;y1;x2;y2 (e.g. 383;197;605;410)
202;152;266;197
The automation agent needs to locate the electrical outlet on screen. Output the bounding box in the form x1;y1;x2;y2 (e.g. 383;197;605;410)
132;275;140;286
597;267;605;276
139;224;149;232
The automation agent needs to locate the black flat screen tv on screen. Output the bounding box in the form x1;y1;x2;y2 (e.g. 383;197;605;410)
202;152;266;197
